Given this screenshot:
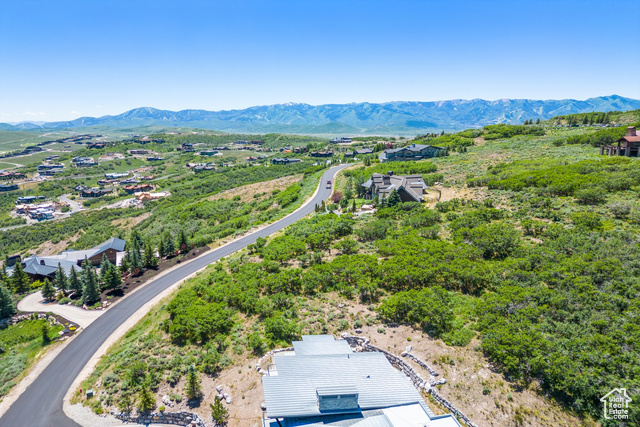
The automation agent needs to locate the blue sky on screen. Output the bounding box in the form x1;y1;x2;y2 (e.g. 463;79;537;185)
1;0;638;122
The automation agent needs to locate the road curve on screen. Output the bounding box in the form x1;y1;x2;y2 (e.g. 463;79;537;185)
0;164;351;427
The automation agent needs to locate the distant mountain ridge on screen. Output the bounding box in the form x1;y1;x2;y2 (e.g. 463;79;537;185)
3;95;640;134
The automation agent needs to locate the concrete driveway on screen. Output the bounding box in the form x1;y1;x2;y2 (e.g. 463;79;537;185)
18;291;103;328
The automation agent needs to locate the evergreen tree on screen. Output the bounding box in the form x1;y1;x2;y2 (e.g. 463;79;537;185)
177;229;189;254
536;117;540;124
138;386;155;412
163;232;175;257
100;255;121;291
185;365;202;400
81;261;100;305
11;262;30;294
126;236;144;276
0;264;8;282
143;240;158;269
68;267;82;296
41;279;55;301
387;189;402;207
0;283;16;319
54;263;67;293
351;199;356;213
41;321;51;344
210;396;229;426
157;238;166;259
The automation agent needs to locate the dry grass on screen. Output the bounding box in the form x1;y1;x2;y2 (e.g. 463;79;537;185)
207;174;303;203
110;212;151;229
28;232;82;256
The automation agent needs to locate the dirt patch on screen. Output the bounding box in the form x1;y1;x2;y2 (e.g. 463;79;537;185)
110;212;151;229
28;233;82;257
474;136;487;146
207;174;303;203
425;185;484;208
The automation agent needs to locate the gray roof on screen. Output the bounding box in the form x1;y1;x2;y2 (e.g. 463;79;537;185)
293;335;353;356
361;173;427;202
263;352;426;418
21;237;126;278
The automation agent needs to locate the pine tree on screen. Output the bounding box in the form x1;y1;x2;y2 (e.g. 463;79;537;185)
536;118;540;124
0;283;16;319
41;321;51;344
387;189;402;207
126;236;144;276
100;255;121;291
177;229;189;254
0;264;8;282
11;262;30;294
157;238;166;259
41;279;55;301
163;232;175;257
143;240;158;269
185;365;202;400
210;396;229;426
54;263;67;293
351;199;356;212
138;386;155;412
81;261;100;305
68;267;82;296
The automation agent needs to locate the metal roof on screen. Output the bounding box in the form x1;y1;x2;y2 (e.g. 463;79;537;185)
263;352;425;418
293;335;353;356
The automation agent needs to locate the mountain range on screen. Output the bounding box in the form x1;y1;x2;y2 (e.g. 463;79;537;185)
3;95;639;135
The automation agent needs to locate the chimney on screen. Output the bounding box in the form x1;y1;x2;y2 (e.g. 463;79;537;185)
626;126;637;137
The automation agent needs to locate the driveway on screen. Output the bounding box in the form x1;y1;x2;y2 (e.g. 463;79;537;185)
18;292;103;328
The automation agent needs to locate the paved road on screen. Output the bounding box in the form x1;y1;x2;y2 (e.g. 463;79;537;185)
0;164;350;427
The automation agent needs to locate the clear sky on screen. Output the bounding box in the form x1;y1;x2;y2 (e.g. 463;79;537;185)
1;0;638;122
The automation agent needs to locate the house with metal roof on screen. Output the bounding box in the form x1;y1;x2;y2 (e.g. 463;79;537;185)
361;172;428;203
19;237;125;281
379;144;446;163
261;335;462;427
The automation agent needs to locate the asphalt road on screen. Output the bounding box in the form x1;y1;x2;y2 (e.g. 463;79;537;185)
0;164;350;427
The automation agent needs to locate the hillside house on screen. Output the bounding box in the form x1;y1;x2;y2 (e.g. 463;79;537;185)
146;156;164;161
271;158;302;165
601;126;640;156
361;172;428;202
330;137;352;144
379;143;446;162
310;151;334;158
104;172;130;179
72;157;97;167
0;184;19;192
0;171;26;180
19;237;125;280
261;335;461;427
82;188;113;198
199;149;218;156
123;184;153;194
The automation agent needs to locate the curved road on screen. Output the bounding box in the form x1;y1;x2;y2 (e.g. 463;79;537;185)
0;164;350;427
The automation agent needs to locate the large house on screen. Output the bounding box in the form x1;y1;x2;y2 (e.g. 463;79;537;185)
261;335;461;427
20;237;126;281
361;172;428;202
271;158;302;165
379;143;446;162
600;126;640;156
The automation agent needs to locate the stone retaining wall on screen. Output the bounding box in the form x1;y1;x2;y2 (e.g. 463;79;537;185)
341;334;478;427
115;410;205;426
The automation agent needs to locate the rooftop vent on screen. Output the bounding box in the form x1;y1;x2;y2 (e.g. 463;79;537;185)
626;126;637;137
316;386;359;412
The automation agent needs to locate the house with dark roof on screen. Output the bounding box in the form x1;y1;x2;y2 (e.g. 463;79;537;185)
310;151;334;158
271;158;302;165
261;335;461;427
20;237;126;281
82;188;113;198
601;126;640;156
330;137;352;144
379;143;446;163
361;172;428;202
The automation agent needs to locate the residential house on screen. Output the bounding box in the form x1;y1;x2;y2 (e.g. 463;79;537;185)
17;196;45;204
361;172;428;202
72;157;98;167
123;184;154;194
129;149;150;155
19;237;126;281
261;335;461;427
81;188;113;198
310;151;334;158
104;172;130;179
330;137;352;144
37;164;64;171
89;142;106;149
379;143;446;162
0;184;19;192
146;156;164;161
199;149;218;156
271;158;302;165
601;126;640;156
0;171;25;180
